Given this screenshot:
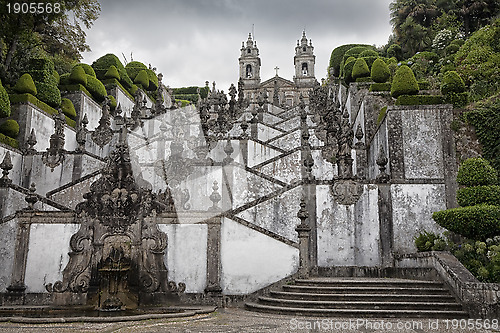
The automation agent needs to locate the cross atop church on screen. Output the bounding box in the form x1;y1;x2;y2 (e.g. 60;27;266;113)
274;66;279;76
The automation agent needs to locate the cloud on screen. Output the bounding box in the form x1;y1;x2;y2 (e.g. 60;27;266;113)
82;0;393;89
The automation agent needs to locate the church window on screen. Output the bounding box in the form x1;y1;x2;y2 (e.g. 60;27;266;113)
247;48;251;54
246;64;253;78
301;62;308;75
302;47;306;52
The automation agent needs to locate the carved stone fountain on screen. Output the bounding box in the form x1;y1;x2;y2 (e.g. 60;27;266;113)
46;141;185;310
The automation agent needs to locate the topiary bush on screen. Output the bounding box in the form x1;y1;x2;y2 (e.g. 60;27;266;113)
61;98;77;120
395;95;444;105
391;65;419;98
85;75;107;102
0;79;10;118
387;44;403;60
134;69;149;87
457;185;500;207
360;49;379;58
92;53;133;89
13;73;37;95
329;44;374;77
342;58;356;84
441;71;466;95
104;65;120;80
125;61;147;80
352;58;370;80
108;95;117;110
371;58;390;83
457;157;498;186
73;63;96;77
145;69;158;91
69;66;88;86
35;81;62;108
0;119;20;138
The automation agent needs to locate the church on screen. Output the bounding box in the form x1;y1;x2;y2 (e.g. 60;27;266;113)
238;31;318;106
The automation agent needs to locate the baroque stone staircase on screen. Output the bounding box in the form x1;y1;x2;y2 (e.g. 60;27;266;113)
245;278;469;318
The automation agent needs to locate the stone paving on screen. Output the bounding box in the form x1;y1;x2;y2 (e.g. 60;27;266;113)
1;308;500;333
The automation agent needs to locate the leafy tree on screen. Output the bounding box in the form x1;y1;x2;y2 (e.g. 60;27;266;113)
0;0;101;85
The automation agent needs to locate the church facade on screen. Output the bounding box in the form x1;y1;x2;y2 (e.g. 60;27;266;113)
238;31;318;106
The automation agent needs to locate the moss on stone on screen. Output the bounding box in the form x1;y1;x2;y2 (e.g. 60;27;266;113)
13;73;37;95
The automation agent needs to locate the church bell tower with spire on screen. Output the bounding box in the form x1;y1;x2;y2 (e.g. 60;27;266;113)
293;30;316;88
239;33;261;89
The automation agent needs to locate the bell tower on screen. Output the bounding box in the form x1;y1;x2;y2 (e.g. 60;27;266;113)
293;30;316;88
239;33;261;89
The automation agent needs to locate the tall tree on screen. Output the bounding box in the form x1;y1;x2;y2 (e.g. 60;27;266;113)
0;0;100;84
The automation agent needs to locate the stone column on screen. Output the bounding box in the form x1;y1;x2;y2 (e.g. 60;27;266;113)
205;216;223;305
6;214;31;302
296;197;311;279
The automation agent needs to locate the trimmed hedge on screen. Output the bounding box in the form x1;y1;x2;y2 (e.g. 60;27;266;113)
85;75;107;102
391;65;419;98
125;61;147;80
134;70;149;87
0;133;18;149
441;71;465;95
69;66;88;86
13;73;37;95
371;58;390;83
395;95;444;105
457;185;500;207
61;98;77;120
359;49;379;57
329;44;374;77
352;58;370;80
445;92;468;108
172;86;209;99
418;81;430;90
92;53;133;89
146;69;158;91
355;77;372;83
59;73;70;85
457;157;498;186
59;84;93;100
28;58;54;72
108;95;117;110
432;205;500;241
0;79;10;118
343;58;356;84
105;65;120;80
35;81;61;108
370;83;391;92
0;119;20;138
73;63;96;77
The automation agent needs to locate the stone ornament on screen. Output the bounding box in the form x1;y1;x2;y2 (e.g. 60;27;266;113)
91;97;113;148
42;109;66;171
331;179;364;205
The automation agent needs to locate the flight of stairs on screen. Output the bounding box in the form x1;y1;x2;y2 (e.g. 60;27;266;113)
245;277;468;318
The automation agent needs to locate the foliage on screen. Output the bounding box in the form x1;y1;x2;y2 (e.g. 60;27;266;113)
342;58;356;84
418;81;430;90
34;81;61;108
391;65;419;98
371;58;391;83
125;61;148;80
145;69;158;91
463;96;500;173
69;66;88;86
0;79;10;118
387;44;403;60
328;44;375;77
73;63;96;77
92;54;133;89
456;157;498;186
0;0;101;85
0;132;18;149
370;83;392;92
0;119;19;138
59;84;93;100
432;204;500;241
173;94;199;104
457;185;500;207
445;92;468;108
85;75;107;102
359;49;379;57
395;95;444;105
104;65;120;80
352;58;370;80
432;29;456;52
415;231;446;252
13;73;37;95
173;86;210;99
441;71;466;94
9;93;74;127
61;98;76;120
108;95;117;111
455;19;500;101
377;106;388;125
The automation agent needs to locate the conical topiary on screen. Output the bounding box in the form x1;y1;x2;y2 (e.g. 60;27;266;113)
134;69;149;88
391;65;419;98
69;65;88;86
441;70;465;95
13;73;37;95
352;58;370;80
0;119;20;138
371;58;391;83
104;65;120;80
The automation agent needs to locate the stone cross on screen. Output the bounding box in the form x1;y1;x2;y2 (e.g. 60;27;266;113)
274;66;279;76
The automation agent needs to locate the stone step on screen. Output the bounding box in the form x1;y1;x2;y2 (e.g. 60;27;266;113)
282;285;450;295
269;291;457;303
245;302;469;318
294;278;444;289
258;296;464;311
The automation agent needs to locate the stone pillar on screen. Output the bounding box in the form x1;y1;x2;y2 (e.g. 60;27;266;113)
7;214;31;302
296;197;311;279
205;216;223;305
378;184;393;267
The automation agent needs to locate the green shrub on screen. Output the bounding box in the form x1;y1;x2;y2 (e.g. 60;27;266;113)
69;66;88;86
432;205;500;241
415;231;444;251
361;56;378;69
0;132;18;149
52;70;60;85
13;73;37;95
34;81;61;107
371;58;390;83
329;44;374;77
104;65;120;80
355;77;372;83
28;58;54;72
61;98;77;120
92;53;132;89
445;92;468;108
391;65;419;98
0;119;19;138
457;157;498;186
108;95;117;110
9;93;73;126
395;95;444;105
145;69;158;91
125;61;147;80
29;69;51;83
134;69;149;87
129;84;139;96
73;63;96;77
0;79;10;118
418;81;430;90
441;71;465;95
85;75;107;102
370;83;391;92
445;44;460;55
360;49;379;57
352;58;370;80
450;39;465;47
457;185;500;207
59;73;70;85
387;44;403;60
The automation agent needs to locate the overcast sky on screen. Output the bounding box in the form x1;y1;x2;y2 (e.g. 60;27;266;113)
81;0;394;90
